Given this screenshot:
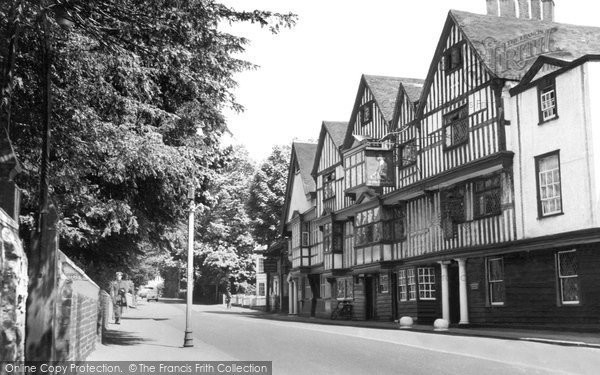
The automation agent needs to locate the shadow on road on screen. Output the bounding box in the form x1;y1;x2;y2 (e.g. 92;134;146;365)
102;329;149;346
121;317;171;321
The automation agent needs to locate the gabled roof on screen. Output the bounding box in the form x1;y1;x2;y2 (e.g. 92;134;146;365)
450;10;600;81
294;142;318;194
311;121;349;177
280;141;317;235
343;75;421;150
391;79;425;129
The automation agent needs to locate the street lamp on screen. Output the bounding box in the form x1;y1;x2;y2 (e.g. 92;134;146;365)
183;183;196;347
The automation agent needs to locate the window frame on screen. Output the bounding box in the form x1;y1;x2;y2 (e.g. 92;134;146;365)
444;43;464;74
360;101;374;125
398;269;408;302
538;78;558;124
354;207;382;247
486;257;505;306
556;250;579;305
323;171;336;200
407;268;416;301
442;105;469;150
535;150;563;219
474;174;502;219
417;267;436;301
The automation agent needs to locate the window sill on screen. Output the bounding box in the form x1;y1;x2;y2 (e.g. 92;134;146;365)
538;115;559;125
537;211;564;220
559;301;580;306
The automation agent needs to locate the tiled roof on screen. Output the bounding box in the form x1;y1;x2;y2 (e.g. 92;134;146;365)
323;121;348;148
451;10;600;80
402;80;425;103
363;75;405;122
293;142;317;194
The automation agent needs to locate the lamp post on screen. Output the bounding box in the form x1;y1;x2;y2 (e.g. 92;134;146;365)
183;184;196;347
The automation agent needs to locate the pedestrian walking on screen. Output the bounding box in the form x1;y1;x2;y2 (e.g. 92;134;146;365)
110;271;132;324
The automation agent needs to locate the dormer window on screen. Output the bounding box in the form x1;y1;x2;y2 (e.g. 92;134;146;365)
538;78;557;123
444;44;463;73
360;102;373;125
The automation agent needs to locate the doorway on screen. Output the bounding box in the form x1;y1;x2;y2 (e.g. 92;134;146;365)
448;263;460;324
365;276;376;320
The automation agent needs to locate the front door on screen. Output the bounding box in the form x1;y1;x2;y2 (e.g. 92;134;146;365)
448;264;461;324
365;276;376;320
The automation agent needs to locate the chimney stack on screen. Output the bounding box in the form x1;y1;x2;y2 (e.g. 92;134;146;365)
499;0;517;18
518;0;530;19
486;0;555;22
542;0;555;21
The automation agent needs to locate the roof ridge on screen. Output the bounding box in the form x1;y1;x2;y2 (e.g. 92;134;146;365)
450;9;600;30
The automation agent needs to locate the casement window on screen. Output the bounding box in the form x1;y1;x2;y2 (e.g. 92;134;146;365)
538;78;557;123
398;270;408;302
397;140;417;168
487;257;505;306
535;151;562;217
556;250;579;305
474;174;502;219
407;268;417;301
257;258;264;273
443;105;469;149
258;282;266;297
354;207;381;246
441;185;467;240
301;222;310;247
382;205;406;242
323;171;336;200
345;152;365;189
322;222;332;253
418;267;436;300
379;274;389;293
444;44;463;73
360;102;373;125
336;277;354;299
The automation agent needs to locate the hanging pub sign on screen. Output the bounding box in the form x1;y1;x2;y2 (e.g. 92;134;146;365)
263;258;278;273
365;149;395;187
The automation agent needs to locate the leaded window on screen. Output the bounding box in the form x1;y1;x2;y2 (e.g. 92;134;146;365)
360;102;373;124
398;140;417;168
443;105;469;149
382;205;406;242
418;267;436;300
557;250;579;304
474;175;502;219
536;152;562;217
323;171;336;200
444;44;463;73
355;207;381;247
487;257;505;305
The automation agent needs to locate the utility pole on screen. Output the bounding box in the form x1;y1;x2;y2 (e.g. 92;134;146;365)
183;185;195;347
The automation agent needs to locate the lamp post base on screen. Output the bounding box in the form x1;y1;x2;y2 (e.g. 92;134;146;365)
183;331;194;347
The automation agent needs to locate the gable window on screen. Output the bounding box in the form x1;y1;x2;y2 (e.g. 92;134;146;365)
397;140;417;168
444;44;463;73
535;151;562;217
556;250;579;305
474;174;502;219
487;257;505;306
360;102;373;125
538;79;557;123
417;267;436;300
443;105;469;149
323;171;336;200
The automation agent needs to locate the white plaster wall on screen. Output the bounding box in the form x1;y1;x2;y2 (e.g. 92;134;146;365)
286;171;313;223
586;62;600;228
507;65;597;239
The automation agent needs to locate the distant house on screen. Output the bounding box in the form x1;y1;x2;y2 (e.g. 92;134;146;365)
278;0;600;328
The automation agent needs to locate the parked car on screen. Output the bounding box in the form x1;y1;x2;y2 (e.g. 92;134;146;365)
140;286;159;302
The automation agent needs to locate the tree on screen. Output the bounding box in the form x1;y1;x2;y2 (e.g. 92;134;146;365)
247;145;291;247
192;145;256;301
0;1;295;287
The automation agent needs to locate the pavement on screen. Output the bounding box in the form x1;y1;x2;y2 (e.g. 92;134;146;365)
88;298;600;363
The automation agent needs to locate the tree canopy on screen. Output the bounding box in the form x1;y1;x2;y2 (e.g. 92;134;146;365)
0;0;295;286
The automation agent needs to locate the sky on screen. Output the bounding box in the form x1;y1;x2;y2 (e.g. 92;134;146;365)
219;0;600;162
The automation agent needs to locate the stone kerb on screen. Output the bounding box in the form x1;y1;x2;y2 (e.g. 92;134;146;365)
0;207;28;366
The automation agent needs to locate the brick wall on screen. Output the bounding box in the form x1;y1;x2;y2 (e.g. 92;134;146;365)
0;208;28;366
55;251;102;361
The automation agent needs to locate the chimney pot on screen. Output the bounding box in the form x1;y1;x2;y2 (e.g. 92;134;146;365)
486;0;499;16
499;0;517;18
542;0;555;22
518;0;531;19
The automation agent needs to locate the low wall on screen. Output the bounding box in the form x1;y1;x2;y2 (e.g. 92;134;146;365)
0;208;28;365
55;251;101;361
